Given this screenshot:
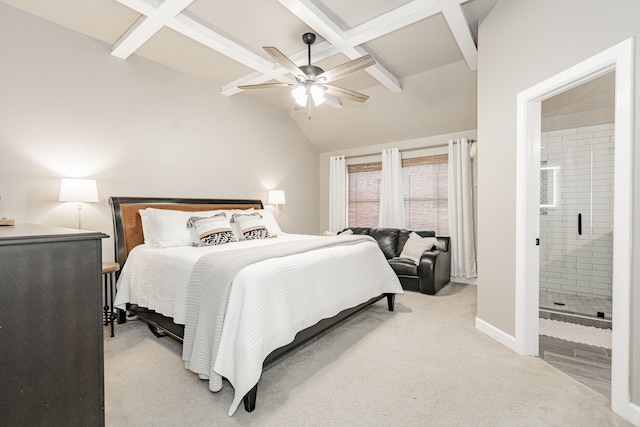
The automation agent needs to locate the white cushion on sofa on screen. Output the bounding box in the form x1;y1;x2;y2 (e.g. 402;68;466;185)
399;232;437;264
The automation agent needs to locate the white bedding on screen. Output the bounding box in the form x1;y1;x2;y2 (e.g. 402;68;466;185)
114;233;403;416
114;234;318;323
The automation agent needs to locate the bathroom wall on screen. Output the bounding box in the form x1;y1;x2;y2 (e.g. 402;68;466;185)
539;123;615;300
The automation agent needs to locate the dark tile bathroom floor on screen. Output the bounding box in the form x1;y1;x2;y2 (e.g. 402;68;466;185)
539;335;611;397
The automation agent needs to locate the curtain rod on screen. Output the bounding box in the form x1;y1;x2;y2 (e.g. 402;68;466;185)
343;139;476;160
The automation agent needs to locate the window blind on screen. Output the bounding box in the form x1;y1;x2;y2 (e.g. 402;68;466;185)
347;162;381;227
347;154;448;234
402;154;448;235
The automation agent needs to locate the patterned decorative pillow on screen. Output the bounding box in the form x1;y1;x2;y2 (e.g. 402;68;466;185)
187;213;237;246
231;212;270;240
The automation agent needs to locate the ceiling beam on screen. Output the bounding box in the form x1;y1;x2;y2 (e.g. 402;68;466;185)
226;0;456;95
342;0;442;47
112;0;478;102
277;0;402;92
112;0;194;59
112;0;298;86
168;14;278;76
437;0;478;70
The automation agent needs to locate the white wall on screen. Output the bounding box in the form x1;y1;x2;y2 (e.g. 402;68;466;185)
0;3;319;261
477;0;640;404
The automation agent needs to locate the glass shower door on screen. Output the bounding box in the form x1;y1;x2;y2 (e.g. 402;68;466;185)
539;125;614;320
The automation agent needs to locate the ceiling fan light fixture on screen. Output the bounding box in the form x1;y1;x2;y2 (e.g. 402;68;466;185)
310;85;325;106
292;85;307;106
243;32;374;112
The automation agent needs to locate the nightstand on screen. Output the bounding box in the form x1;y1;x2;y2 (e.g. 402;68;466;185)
102;261;120;337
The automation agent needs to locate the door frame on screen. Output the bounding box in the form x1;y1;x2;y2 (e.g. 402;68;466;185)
514;38;637;422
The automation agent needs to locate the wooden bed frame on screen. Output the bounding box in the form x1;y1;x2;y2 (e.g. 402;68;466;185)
108;196;395;412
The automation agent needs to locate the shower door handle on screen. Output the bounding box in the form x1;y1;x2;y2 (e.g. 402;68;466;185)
578;213;582;236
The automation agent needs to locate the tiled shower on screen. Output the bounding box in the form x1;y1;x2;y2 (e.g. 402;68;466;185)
539;123;614;320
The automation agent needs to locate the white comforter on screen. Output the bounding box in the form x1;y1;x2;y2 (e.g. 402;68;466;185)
114;233;403;415
114;234;316;323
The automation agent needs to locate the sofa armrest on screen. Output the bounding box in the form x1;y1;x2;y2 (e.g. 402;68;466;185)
417;248;451;295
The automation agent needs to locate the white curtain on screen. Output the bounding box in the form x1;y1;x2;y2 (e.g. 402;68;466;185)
329;155;347;232
448;138;477;279
378;148;406;228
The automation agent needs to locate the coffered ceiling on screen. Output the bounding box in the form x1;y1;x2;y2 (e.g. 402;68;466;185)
3;0;497;151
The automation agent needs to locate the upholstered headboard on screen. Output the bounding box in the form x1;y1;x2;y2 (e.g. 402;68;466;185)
109;196;263;266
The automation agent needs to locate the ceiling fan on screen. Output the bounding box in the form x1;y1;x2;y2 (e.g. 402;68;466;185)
239;32;376;116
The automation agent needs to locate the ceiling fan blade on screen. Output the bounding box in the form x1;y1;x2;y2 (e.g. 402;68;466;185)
263;46;306;81
318;55;376;83
323;85;369;103
238;82;293;90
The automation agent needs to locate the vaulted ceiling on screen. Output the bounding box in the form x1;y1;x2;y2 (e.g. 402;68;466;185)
3;0;497;151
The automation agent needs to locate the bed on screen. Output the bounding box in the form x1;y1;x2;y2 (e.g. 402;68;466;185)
109;196;403;415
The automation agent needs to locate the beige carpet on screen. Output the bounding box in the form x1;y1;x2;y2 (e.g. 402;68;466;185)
104;283;632;426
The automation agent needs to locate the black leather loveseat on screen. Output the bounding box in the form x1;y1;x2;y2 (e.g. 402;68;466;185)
342;227;451;295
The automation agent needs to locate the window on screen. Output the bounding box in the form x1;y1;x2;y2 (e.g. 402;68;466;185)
347;154;448;235
347;162;381;227
402;155;448;235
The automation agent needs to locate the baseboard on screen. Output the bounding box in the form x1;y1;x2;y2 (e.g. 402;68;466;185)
613;400;640;426
475;317;517;352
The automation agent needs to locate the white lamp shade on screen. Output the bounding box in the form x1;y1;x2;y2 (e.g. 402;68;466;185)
59;178;99;203
291;85;325;107
309;85;325;106
292;86;307;107
268;190;286;205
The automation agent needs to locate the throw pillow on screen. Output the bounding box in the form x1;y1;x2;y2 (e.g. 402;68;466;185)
222;208;255;240
231;212;270;240
187;213;237;246
399;232;437;264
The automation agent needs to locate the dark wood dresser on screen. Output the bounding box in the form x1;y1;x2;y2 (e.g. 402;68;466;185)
0;224;107;426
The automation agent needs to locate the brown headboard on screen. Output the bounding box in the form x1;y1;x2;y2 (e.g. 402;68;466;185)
109;196;263;266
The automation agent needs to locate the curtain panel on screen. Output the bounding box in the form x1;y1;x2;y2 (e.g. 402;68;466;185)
329;155;347;232
378;147;406;228
448;138;477;279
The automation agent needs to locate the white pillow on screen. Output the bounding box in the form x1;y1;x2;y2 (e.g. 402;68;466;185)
256;208;283;236
139;208;224;248
399;232;437;264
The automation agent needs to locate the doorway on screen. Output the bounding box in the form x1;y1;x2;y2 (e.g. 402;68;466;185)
537;72;615;396
538;72;615;323
514;38;635;421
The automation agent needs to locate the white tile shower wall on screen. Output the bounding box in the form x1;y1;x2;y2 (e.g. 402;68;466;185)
539;123;614;300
